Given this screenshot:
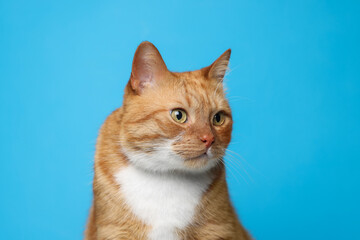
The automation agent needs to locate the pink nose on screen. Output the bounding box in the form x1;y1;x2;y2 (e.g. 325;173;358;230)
200;134;215;148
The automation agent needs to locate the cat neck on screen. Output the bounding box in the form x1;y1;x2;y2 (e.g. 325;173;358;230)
114;163;221;240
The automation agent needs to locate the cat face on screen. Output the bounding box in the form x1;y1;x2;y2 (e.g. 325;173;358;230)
120;42;232;173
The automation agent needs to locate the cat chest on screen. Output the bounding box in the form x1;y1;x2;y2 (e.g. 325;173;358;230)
115;166;212;240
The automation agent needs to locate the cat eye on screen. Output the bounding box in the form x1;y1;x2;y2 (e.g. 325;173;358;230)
170;109;187;123
213;112;225;126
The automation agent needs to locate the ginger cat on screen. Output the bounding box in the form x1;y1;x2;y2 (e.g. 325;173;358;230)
84;41;251;240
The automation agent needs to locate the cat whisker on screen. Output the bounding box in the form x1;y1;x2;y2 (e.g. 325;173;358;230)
224;155;252;183
224;151;254;182
219;158;246;185
217;148;253;183
225;149;263;177
223;156;250;184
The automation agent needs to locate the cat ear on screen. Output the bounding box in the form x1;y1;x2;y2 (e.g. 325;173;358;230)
130;41;168;94
206;49;231;81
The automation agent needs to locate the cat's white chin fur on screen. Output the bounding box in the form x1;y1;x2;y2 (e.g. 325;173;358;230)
120;138;219;173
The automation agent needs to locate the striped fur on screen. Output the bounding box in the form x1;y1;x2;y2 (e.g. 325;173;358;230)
84;42;251;240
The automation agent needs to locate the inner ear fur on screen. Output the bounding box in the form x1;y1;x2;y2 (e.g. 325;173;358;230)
130;41;168;94
205;49;231;81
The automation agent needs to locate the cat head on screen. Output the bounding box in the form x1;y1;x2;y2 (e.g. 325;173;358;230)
120;41;232;173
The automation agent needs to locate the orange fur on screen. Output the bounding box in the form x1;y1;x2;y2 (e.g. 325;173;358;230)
85;42;252;240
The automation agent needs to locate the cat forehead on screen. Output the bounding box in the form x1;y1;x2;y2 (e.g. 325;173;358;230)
157;74;229;111
171;71;222;92
173;69;205;79
137;69;229;111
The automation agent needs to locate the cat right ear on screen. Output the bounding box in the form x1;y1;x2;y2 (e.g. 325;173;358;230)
130;41;168;94
205;49;231;82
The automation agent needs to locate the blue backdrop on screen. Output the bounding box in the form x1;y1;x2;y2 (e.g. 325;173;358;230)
1;0;359;239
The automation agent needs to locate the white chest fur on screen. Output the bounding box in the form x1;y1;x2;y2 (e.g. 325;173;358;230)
115;165;213;240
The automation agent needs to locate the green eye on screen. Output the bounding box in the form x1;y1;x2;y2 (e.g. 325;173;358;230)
213;112;225;126
171;109;187;123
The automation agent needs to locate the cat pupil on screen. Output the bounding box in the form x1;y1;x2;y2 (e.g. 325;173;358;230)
215;114;220;122
176;111;182;120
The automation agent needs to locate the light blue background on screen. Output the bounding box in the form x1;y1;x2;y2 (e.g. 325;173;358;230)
1;0;359;239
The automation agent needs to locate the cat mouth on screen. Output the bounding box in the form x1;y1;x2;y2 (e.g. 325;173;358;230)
182;151;217;170
184;152;208;161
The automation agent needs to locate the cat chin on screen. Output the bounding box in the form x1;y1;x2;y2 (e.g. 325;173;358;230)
130;160;218;175
120;144;219;174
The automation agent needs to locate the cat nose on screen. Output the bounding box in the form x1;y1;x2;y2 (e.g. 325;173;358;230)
200;134;215;148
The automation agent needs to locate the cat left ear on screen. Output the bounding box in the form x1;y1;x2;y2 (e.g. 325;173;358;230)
130;41;168;94
205;49;231;81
